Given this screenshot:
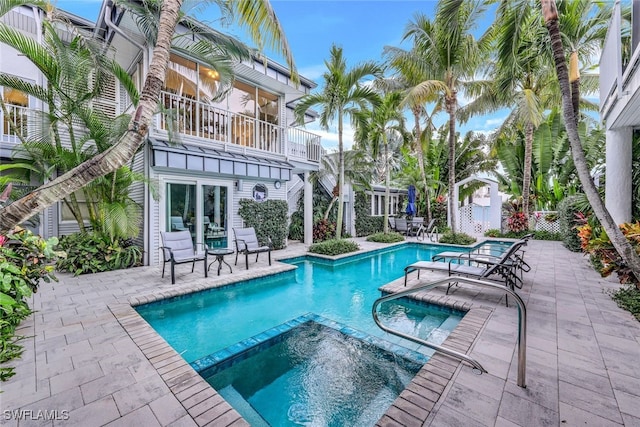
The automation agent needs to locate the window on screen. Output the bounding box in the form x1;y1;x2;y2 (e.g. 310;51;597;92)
60;190;92;222
2;86;29;139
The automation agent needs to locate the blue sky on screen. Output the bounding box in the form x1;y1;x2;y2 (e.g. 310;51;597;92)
57;0;503;151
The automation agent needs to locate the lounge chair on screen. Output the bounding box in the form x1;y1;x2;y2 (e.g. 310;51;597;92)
388;217;396;232
404;240;528;304
233;227;272;270
432;238;531;280
160;231;208;284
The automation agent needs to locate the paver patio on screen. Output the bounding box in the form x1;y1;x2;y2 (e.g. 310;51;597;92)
1;239;640;426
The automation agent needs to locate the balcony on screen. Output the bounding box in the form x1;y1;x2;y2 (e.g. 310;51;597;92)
156;91;321;164
1;103;30;142
600;1;640;128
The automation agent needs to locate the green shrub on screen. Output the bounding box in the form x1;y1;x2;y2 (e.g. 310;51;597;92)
611;285;640;321
308;239;360;256
354;192;384;236
484;229;501;237
438;232;476;245
238;199;289;249
1;228;63;381
366;232;405;243
558;195;586;252
531;230;562;241
288;211;303;241
313;219;336;242
55;232;142;275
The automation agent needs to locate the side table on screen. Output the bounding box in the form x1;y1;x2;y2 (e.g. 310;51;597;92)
207;249;234;276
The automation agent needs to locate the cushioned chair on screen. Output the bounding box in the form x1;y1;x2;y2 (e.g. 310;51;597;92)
404;240;528;305
395;218;408;236
233;227;272;270
170;216;189;232
160;231;208;284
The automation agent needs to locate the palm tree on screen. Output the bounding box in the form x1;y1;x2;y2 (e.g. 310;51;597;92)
353;91;409;233
542;0;640;281
402;0;491;232
294;44;382;239
0;0;297;233
382;44;442;222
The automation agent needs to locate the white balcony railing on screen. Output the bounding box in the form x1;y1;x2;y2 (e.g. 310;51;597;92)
1;103;31;141
157;91;321;164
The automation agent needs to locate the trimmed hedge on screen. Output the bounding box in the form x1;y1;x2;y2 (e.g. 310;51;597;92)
238;199;288;249
438;232;476;245
354;192;384;237
308;239;360;256
557;195;585;252
366;232;405;243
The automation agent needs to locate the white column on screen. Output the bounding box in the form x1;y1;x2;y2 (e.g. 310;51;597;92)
489;182;501;230
605;128;632;224
304;172;313;245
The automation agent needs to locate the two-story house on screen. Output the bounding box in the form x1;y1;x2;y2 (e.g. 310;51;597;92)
1;1;322;265
600;0;638;224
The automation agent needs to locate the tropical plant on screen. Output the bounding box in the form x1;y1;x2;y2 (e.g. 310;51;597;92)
353;91;410;233
55;232;142;275
0;227;62;380
0;0;297;233
294;44;382;240
366;232;404;243
308;238;359;256
542;0;640;283
401;0;492;232
438;232;476;245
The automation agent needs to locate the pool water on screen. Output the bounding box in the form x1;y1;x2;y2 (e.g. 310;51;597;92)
136;243;468;363
207;320;423;427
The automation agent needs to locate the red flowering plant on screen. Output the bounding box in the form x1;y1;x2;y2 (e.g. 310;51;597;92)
576;218;640;287
505;199;529;233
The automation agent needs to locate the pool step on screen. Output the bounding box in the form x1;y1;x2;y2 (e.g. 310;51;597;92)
426;316;461;345
219;385;269;427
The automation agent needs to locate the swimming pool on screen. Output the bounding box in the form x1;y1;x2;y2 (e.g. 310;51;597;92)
136;243;469;364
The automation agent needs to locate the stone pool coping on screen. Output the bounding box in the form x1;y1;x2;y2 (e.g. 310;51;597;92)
112;244;493;427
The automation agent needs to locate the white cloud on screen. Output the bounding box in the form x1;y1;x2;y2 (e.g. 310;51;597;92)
302;122;357;152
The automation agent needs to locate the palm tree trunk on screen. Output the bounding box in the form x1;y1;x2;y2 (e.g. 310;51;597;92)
0;0;184;234
384;141;390;234
447;92;457;233
336;112;345;239
543;0;640;283
413;108;431;222
523;121;534;221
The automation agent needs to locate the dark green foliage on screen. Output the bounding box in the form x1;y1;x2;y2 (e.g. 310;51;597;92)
313;219;336;242
308;239;360;256
558;195;586;252
288;211;304;241
55;232;142;275
438;232;476;245
366;232;405;243
611;285;640;321
1;229;62;381
486;229;562;241
484;229;502;237
354;192;384;236
432;197;448;228
238;199;289;249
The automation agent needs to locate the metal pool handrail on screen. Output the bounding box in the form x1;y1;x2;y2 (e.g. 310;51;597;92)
372;276;527;388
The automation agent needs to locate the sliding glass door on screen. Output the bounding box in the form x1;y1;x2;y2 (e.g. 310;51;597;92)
164;180;230;249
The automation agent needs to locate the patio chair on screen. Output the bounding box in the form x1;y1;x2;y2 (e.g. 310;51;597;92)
233;227;272;270
388;217;396;232
170;216;189;232
160;231;208;284
395;218;409;236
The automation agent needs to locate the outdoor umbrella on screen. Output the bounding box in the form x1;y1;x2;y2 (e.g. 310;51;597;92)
406;185;416;217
